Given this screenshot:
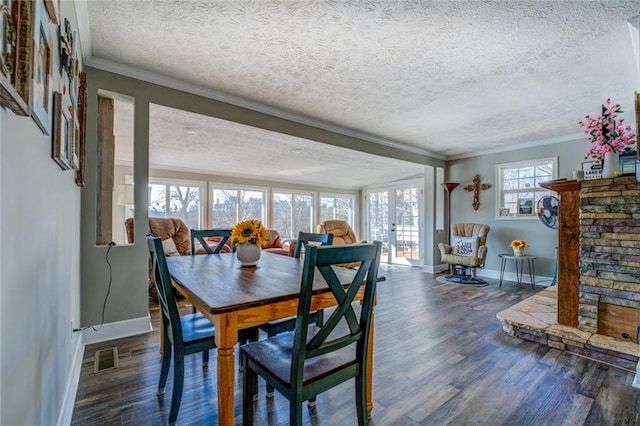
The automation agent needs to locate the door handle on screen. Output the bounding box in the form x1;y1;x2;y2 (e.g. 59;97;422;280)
391;223;395;232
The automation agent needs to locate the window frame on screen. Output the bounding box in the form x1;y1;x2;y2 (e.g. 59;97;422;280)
495;157;557;220
209;183;269;228
318;192;355;226
271;188;316;239
147;177;206;229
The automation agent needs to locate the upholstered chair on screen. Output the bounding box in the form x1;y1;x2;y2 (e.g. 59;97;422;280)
438;223;490;276
316;220;364;268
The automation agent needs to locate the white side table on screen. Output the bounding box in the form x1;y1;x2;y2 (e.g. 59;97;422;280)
498;253;537;290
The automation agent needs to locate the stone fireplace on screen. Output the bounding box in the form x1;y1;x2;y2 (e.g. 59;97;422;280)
579;176;640;341
497;176;639;374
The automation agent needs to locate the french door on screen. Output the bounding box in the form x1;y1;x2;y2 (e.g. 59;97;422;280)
366;180;423;266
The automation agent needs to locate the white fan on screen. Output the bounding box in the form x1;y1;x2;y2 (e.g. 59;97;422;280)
537;195;559;229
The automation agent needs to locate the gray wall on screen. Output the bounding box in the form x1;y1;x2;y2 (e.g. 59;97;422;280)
0;3;82;424
446;139;585;279
81;67;442;327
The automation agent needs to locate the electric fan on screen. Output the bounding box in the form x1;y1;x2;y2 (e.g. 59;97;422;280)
537;195;559;230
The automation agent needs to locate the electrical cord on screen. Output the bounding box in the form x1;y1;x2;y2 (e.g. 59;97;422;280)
73;241;115;332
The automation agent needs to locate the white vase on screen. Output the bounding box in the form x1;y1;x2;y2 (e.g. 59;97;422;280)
513;248;524;257
601;152;620;178
236;244;261;267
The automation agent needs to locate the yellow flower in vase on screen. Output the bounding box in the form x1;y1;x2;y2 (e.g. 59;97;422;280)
510;239;529;250
231;219;269;247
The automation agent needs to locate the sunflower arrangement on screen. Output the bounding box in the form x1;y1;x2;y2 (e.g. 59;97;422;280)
510;239;528;250
231;219;269;247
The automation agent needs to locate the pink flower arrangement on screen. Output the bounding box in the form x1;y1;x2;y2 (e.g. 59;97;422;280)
579;98;636;160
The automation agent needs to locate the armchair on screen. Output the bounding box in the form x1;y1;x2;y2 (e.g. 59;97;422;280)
438;223;490;277
316;220;364;268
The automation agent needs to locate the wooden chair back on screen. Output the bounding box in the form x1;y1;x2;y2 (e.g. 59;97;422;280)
292;241;381;382
190;228;232;255
293;231;334;258
147;235;183;343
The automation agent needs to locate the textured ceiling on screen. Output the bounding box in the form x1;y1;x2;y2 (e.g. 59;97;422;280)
82;1;640;187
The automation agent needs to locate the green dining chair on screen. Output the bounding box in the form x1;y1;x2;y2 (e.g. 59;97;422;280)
258;231;334;398
190;228;232;255
241;241;382;426
147;235;257;426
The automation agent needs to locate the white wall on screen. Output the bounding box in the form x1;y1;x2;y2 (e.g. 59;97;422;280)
0;2;83;424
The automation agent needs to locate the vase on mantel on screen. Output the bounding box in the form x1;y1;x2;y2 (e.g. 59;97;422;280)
513;248;525;257
601;152;620;178
236;244;261;267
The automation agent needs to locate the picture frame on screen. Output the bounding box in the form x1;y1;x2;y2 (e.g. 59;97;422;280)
43;0;58;25
30;0;52;135
0;0;30;115
582;160;602;180
75;71;86;186
499;207;510;217
517;198;534;216
68;102;79;169
52;91;71;170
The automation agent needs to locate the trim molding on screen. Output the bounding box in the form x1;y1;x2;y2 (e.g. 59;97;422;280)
448;133;583;160
56;334;84;426
82;314;153;345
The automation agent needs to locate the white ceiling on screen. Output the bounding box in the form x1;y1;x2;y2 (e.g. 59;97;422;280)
80;1;640;188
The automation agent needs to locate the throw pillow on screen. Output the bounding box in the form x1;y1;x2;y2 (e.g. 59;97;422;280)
452;236;478;257
161;238;180;257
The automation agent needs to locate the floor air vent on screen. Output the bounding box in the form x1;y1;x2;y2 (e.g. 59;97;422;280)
93;347;119;373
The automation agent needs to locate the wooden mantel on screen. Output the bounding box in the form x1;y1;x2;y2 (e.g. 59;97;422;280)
539;179;580;327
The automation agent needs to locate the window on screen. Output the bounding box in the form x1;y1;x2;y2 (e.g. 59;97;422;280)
272;191;314;238
149;179;205;230
319;194;354;225
496;157;557;219
211;185;267;228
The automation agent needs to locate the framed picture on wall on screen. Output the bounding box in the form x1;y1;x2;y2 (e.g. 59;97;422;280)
75;71;86;186
43;0;59;25
52;91;71;170
517;198;534;216
0;0;31;115
30;0;52;135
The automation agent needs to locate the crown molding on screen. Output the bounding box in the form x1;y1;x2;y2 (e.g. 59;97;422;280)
85;56;446;161
447;133;583;161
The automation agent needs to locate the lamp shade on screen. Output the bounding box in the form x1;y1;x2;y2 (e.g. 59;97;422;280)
441;182;460;193
116;184;134;205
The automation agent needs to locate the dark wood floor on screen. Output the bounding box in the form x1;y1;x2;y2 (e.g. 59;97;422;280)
72;265;640;425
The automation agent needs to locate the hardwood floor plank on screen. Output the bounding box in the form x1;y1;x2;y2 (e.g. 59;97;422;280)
72;265;639;425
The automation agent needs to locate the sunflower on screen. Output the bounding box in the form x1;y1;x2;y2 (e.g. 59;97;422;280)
231;219;269;247
510;239;528;250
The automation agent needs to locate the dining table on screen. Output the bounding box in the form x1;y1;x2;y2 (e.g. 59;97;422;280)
166;251;375;426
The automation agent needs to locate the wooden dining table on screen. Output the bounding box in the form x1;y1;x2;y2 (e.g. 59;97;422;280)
166;251;375;426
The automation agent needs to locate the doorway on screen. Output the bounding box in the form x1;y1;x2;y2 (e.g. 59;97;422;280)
366;180;423;266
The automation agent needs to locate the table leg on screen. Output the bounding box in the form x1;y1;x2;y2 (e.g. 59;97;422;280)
516;259;523;285
529;259;536;290
215;315;238;426
499;258;506;288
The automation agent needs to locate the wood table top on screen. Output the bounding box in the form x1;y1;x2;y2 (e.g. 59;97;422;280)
166;251;355;314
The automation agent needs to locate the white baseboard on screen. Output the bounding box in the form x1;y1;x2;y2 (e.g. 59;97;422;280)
82;314;153;345
56;333;84;426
